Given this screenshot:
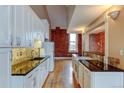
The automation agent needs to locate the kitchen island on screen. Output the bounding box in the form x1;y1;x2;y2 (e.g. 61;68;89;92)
72;54;124;88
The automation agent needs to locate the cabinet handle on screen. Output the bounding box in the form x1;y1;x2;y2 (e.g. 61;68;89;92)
28;74;32;78
35;69;39;72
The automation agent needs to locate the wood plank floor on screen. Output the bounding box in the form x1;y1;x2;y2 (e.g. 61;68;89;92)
42;59;80;88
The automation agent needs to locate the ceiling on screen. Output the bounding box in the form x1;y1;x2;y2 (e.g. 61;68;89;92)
46;5;67;29
31;5;111;32
67;5;111;33
88;24;105;34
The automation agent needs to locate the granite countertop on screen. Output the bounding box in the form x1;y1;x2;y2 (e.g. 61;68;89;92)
79;60;124;72
12;56;49;76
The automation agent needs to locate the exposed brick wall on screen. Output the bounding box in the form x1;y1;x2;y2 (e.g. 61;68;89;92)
51;27;82;57
89;31;105;55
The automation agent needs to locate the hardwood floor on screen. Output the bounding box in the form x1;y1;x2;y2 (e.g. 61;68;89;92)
42;59;80;88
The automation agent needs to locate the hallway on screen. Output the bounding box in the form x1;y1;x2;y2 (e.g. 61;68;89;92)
43;59;80;88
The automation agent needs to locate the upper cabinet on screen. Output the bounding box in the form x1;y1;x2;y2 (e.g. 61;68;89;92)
12;6;25;47
42;20;50;41
24;6;33;48
0;6;12;47
0;5;50;48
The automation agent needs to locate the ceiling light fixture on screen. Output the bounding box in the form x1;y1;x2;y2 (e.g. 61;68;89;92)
108;10;120;20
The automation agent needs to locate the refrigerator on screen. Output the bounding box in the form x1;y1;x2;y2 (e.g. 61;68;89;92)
42;42;55;72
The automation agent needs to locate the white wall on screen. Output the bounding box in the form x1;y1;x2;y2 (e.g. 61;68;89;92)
30;5;50;23
46;5;67;29
108;6;124;68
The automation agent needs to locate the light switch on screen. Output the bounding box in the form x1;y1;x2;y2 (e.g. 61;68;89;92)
120;49;123;56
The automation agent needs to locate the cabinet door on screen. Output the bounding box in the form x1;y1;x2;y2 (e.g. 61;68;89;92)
13;6;25;47
24;69;39;88
29;8;34;47
41;20;49;40
24;73;34;88
44;21;49;40
24;6;33;47
44;61;48;79
0;6;12;47
34;68;40;88
0;48;11;87
39;64;44;87
41;61;48;83
72;57;75;71
32;11;37;41
93;72;124;88
28;9;33;47
78;62;84;87
73;60;78;81
83;66;91;88
40;21;45;42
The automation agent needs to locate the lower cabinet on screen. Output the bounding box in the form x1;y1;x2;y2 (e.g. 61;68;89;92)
0;48;11;88
78;62;84;87
77;61;124;88
10;58;49;88
78;62;91;88
72;56;79;82
83;66;91;88
92;72;124;88
39;59;49;87
24;71;38;88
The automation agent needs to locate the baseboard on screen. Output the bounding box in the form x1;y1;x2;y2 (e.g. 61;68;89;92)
55;57;72;60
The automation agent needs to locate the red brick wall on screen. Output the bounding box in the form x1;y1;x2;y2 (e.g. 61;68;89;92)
89;31;105;55
51;27;82;57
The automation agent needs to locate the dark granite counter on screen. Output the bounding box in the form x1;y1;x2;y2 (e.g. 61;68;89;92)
12;56;50;76
79;60;124;72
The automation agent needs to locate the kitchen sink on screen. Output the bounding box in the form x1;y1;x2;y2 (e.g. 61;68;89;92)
31;57;45;61
78;56;94;60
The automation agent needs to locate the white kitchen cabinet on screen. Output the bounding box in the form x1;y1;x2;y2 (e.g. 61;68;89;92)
38;63;44;87
42;19;49;40
0;48;11;88
10;58;49;88
92;72;124;88
0;5;49;48
0;6;12;47
34;67;41;88
24;6;33;47
32;17;42;41
24;5;42;48
24;6;29;47
72;56;79;82
77;61;124;88
83;66;91;88
24;67;40;88
73;55;124;88
24;74;35;88
42;60;48;81
40;21;45;42
11;65;40;88
32;10;37;41
13;6;25;47
38;59;49;87
78;62;84;88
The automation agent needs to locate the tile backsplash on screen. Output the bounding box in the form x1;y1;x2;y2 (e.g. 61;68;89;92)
12;48;40;65
108;57;120;67
83;51;104;62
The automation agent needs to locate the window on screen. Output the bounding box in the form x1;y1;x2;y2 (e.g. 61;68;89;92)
69;33;78;52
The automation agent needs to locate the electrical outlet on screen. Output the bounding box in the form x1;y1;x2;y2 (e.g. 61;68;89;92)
120;49;123;56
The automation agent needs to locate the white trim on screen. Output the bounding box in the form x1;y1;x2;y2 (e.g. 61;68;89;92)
55;57;72;60
104;12;109;64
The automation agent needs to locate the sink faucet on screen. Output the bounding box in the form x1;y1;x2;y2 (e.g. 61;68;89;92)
31;50;37;59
